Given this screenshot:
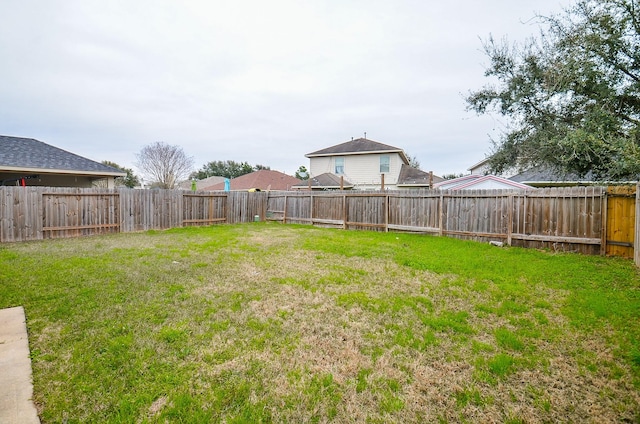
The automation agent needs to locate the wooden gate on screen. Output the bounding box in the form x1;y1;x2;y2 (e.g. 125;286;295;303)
606;186;635;258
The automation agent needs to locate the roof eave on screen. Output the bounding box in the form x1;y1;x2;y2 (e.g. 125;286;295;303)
306;149;404;158
0;165;126;178
518;180;595;186
295;184;354;188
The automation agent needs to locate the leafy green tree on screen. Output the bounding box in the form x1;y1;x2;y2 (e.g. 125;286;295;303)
467;0;640;180
101;161;140;188
191;160;270;180
295;165;309;180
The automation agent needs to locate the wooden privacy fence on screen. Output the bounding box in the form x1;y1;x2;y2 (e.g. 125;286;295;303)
1;185;638;262
265;187;609;255
264;185;637;259
0;187;264;242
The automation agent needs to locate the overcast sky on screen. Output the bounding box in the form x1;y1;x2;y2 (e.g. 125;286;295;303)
0;0;568;178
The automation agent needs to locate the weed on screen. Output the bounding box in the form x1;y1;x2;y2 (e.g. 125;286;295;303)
495;328;525;351
488;353;517;377
454;387;484;407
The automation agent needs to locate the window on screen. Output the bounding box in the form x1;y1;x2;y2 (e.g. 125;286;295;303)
335;157;344;174
380;155;390;173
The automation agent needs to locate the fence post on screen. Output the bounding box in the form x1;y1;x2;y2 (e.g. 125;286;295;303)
507;193;514;246
601;188;608;256
384;194;389;232
438;192;444;236
283;195;288;224
342;194;347;230
635;182;640;266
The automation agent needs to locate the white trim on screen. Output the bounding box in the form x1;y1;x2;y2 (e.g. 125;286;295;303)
307;149;404;157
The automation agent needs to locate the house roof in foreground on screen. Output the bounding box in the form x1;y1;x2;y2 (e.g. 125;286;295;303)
434;174;532;190
397;164;444;187
292;173;354;189
0;135;125;176
202;170;301;191
306;138;409;164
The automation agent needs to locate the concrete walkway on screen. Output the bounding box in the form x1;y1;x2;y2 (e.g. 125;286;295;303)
0;306;40;424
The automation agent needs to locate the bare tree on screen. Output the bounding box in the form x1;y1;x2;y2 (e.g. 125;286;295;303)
135;142;194;189
405;153;421;169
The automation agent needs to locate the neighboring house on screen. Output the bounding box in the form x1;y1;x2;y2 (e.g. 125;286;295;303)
396;165;444;189
201;169;301;191
468;157;492;175
509;166;597;187
291;172;355;190
304;137;440;190
467;157;519;178
177;175;226;191
0;135;125;188
433;174;533;190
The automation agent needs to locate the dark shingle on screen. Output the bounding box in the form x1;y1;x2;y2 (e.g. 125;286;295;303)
509;166;593;184
292;173;354;188
397;164;444;186
0;135;124;174
306;138;404;157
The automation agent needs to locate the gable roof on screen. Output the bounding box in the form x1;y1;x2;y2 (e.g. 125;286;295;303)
201;170;301;191
396;164;444;187
509;166;596;186
177;175;226;190
306;138;409;164
0;135;125;176
291;172;354;189
433;174;532;191
467;157;491;171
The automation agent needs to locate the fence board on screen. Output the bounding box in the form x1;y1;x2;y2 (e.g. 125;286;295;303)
636;183;640;266
606;185;635;258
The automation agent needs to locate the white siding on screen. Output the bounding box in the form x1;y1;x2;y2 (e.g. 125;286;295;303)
309;157;333;176
309;152;405;189
470;163;490;175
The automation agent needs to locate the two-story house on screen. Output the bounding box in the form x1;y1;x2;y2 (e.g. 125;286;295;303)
297;137;441;190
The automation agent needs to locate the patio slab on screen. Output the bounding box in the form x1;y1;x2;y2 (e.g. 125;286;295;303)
0;306;40;424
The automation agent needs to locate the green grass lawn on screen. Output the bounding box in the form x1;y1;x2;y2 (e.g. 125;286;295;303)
1;223;639;423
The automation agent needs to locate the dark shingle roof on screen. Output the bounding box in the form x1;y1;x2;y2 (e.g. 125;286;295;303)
0;135;125;175
509;166;594;185
397;164;444;186
306;138;406;159
292;173;354;189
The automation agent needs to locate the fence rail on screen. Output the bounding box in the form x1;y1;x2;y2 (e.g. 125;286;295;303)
1;185;637;262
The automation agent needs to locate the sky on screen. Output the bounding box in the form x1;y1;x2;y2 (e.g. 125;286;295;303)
0;0;569;179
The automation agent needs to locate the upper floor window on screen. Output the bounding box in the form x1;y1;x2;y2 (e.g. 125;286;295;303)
335;157;344;174
380;155;390;173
